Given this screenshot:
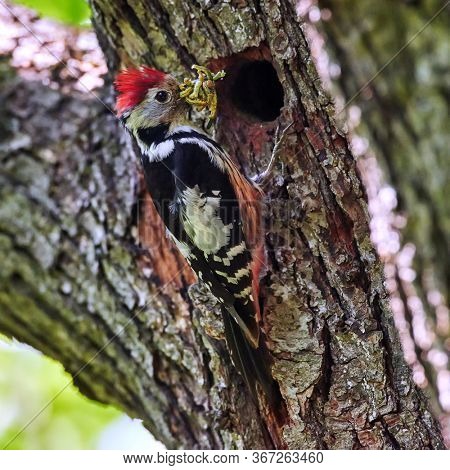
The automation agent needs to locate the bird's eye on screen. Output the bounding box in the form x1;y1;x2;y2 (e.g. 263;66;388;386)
155;90;171;103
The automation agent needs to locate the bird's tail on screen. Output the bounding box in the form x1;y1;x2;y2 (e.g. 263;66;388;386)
221;306;281;409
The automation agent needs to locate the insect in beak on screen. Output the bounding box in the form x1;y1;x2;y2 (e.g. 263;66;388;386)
179;64;226;127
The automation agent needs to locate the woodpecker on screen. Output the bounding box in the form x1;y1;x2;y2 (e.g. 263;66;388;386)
115;66;279;401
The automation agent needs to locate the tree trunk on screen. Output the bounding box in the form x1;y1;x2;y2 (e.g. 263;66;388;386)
317;0;449;329
0;1;444;449
315;0;449;426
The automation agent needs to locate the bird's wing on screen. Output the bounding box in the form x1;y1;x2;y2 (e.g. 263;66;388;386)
168;138;260;346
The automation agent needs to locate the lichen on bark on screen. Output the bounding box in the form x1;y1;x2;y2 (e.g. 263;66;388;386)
0;0;445;449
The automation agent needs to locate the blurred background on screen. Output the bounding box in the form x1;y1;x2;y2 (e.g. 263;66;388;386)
0;335;162;449
0;0;162;450
0;0;448;449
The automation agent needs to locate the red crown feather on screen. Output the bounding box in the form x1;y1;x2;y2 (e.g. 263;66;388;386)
114;66;167;115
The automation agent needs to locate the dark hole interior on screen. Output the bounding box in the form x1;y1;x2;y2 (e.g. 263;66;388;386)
231;60;284;122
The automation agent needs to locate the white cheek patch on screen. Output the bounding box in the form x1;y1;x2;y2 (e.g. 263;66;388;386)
152;140;175;159
138;139;175;162
181;186;233;255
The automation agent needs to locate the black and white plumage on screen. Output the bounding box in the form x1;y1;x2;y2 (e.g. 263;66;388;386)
138;124;262;348
114;67;278;402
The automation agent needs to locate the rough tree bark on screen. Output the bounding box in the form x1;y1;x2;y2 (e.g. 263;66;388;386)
318;0;449;312
0;1;445;449
316;0;449;421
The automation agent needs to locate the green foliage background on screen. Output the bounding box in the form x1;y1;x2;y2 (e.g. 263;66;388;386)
13;0;90;26
0;338;121;449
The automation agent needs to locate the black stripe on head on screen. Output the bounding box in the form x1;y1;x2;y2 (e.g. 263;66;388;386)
137;123;170;146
